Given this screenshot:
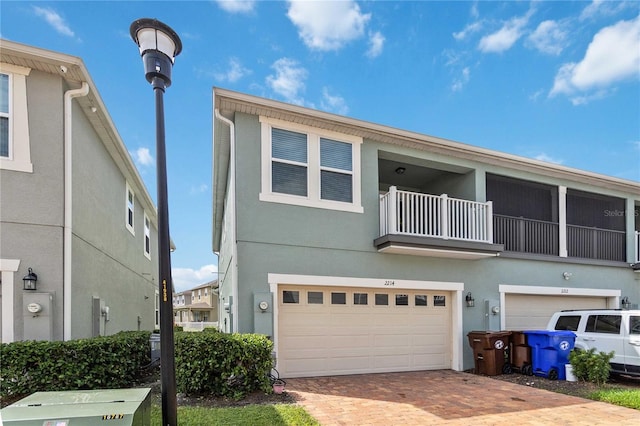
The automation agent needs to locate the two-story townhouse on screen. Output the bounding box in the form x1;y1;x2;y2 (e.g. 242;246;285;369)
212;87;640;378
173;281;218;327
0;40;160;342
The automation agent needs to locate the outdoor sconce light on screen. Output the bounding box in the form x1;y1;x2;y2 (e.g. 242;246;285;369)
562;272;572;280
23;267;38;291
465;292;475;307
621;297;631;310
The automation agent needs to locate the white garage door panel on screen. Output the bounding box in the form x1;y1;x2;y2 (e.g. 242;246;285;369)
278;285;452;377
505;294;608;330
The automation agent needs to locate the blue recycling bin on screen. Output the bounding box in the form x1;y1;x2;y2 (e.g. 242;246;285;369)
524;330;576;380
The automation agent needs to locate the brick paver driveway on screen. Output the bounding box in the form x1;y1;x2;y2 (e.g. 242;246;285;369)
287;370;639;425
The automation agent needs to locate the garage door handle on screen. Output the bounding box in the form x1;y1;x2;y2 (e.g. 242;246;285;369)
583;337;595;342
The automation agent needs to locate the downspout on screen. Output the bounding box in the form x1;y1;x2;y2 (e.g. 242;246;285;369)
63;82;90;340
214;109;239;332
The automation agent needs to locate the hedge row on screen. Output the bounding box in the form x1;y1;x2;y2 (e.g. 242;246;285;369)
1;331;150;398
175;332;273;398
1;331;273;400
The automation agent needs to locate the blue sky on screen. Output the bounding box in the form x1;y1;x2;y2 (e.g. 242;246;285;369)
2;1;639;292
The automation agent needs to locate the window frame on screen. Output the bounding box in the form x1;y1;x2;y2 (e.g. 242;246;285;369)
259;116;363;213
126;183;135;235
143;211;151;259
0;63;32;173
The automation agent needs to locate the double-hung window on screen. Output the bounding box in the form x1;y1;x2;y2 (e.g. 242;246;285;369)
143;212;151;259
0;63;32;173
1;73;9;158
260;117;363;213
126;183;135;235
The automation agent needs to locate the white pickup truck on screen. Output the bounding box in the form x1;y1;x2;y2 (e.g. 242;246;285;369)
546;309;640;377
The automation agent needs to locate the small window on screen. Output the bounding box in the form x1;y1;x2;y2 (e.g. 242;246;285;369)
0;73;8;158
354;293;368;305
331;292;346;305
126;183;135;235
586;315;621;334
144;213;151;259
283;290;299;304
433;295;446;307
415;295;427;306
308;291;323;304
375;294;389;306
395;294;409;306
554;315;581;331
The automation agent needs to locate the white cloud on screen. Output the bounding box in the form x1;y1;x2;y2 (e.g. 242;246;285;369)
453;22;482;41
133;147;154;168
287;0;370;51
579;0;630;21
215;0;255;14
451;67;470;92
33;6;75;37
190;183;209;195
266;58;308;105
528;20;567;55
550;16;640;100
320;87;349;115
366;31;385;58
478;9;534;53
534;153;564;165
214;57;251;83
470;2;480;19
172;264;218;293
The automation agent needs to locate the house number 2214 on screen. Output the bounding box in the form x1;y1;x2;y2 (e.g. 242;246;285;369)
384;280;395;286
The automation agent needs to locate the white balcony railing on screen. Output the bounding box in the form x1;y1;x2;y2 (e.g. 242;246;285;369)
379;186;493;243
635;231;640;263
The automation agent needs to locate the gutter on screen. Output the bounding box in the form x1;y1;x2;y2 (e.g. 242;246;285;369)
63;82;89;340
214;109;239;332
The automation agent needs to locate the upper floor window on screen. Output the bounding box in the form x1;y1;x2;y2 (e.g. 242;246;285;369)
126;183;135;235
0;64;32;173
1;73;9;158
143;212;151;259
260;117;363;213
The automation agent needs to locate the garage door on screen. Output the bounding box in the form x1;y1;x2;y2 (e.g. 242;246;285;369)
504;294;608;330
277;285;452;378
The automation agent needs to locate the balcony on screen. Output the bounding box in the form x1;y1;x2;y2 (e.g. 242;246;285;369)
375;187;504;259
494;215;559;256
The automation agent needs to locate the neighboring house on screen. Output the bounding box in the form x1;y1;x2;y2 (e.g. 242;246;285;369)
212;87;640;378
0;40;160;342
173;281;218;329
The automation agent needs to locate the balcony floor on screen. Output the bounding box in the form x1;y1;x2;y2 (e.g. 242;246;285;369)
375;234;504;260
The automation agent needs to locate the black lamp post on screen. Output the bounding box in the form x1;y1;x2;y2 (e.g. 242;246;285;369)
130;18;182;426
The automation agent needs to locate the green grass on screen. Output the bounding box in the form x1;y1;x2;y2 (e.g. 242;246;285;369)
588;388;640;410
151;404;320;425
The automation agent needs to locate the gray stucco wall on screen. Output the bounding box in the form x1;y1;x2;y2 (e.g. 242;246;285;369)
0;70;65;340
222;112;640;370
70;99;157;338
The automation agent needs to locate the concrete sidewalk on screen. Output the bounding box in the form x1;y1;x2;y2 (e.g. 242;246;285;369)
286;370;639;425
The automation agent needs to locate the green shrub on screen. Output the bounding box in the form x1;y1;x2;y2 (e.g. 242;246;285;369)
0;331;151;399
569;348;614;386
175;332;273;399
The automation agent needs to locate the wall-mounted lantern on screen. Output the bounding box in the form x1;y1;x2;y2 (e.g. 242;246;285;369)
465;292;475;308
621;296;631;310
22;267;38;291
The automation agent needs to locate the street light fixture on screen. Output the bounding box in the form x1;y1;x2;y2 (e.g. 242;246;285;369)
130;18;182;426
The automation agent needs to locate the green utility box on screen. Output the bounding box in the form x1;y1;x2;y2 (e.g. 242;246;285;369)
0;388;151;426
